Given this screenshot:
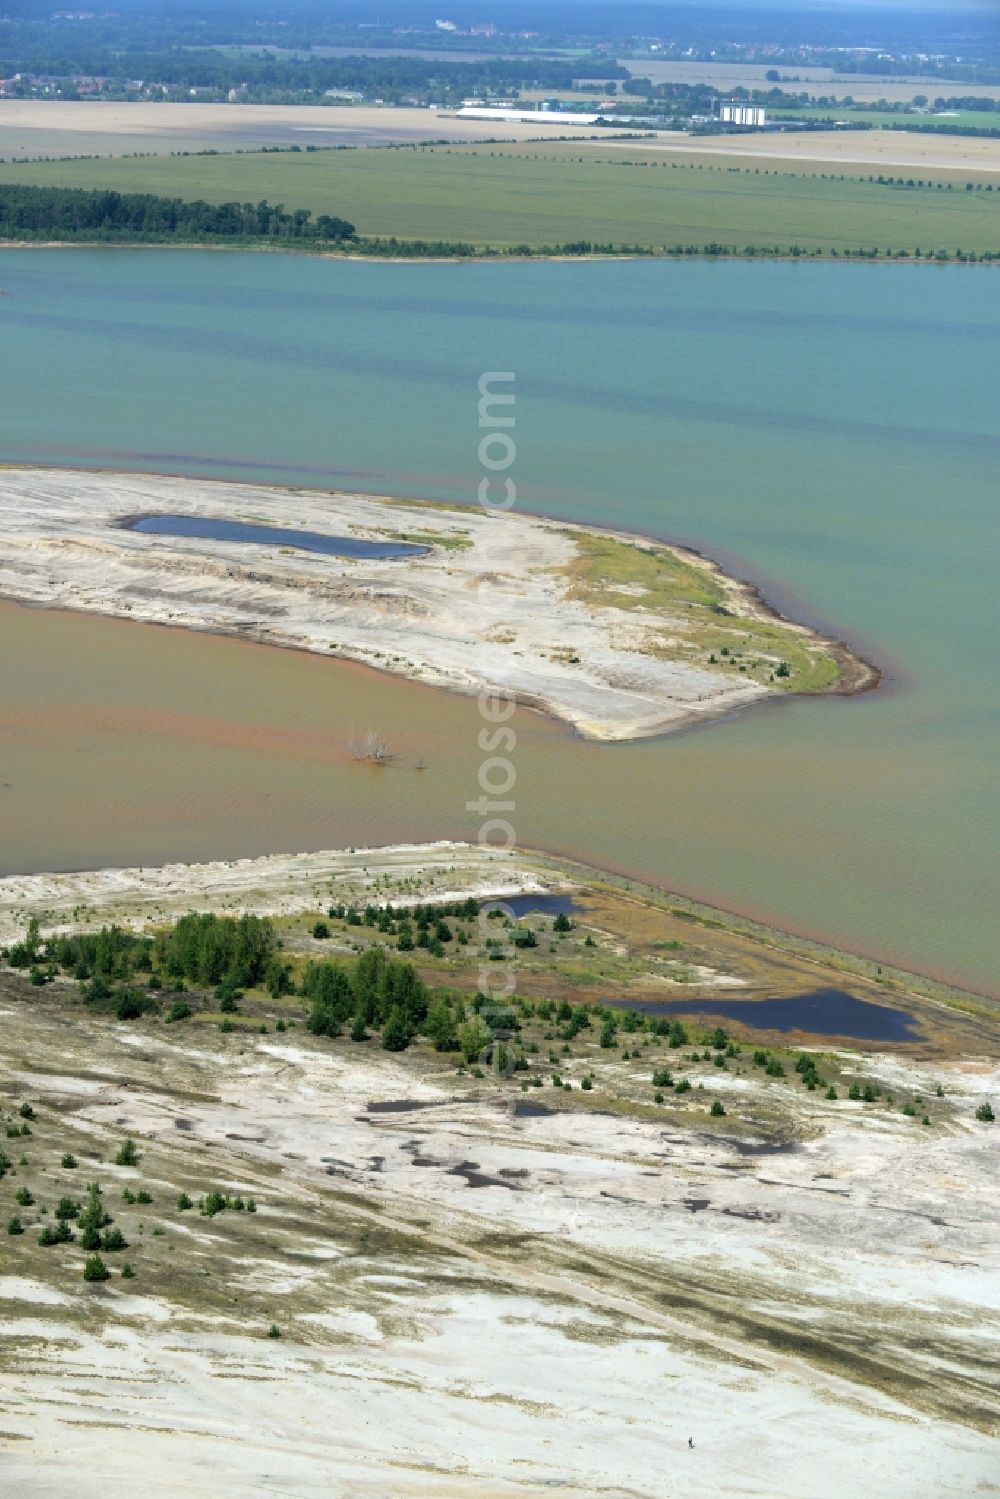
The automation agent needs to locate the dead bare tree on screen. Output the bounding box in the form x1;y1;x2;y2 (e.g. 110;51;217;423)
348;725;395;766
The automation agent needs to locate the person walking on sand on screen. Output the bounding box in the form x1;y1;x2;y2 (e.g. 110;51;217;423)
688;1438;694;1449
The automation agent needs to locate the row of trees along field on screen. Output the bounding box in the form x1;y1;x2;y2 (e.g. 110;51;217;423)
0;185;355;242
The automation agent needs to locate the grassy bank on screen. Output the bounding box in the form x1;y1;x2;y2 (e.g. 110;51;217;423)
2;140;998;256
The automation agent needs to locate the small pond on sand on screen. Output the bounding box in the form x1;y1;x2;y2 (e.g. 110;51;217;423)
123;513;428;560
608;988;921;1043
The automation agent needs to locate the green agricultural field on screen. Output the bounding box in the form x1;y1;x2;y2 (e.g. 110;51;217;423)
2;141;999;254
768;106;1000;133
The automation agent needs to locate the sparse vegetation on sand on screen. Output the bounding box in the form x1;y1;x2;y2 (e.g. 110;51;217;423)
0;847;996;1491
563;532;842;692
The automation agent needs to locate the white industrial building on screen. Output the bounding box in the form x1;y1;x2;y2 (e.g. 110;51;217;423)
455;105;601;125
719;102;766;127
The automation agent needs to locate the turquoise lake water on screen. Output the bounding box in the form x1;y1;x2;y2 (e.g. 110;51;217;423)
0;249;997;995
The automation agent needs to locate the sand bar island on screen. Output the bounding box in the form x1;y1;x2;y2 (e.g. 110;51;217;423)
0;467;874;741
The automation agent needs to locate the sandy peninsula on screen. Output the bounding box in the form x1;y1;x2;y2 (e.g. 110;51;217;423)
0;467;872;742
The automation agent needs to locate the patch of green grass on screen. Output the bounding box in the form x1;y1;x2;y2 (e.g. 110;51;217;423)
384;528;473;552
562;533;722;612
561;532;840;690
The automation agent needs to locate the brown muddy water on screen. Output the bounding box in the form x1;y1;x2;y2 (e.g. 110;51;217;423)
2;253;997;999
0;599;992;997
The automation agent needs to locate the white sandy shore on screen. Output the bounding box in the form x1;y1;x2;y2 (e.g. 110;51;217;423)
1;1002;997;1497
0;467;856;741
0;840;555;945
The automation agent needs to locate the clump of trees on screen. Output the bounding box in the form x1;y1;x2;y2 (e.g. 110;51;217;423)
304;946;430;1052
0;185;355;245
5;912;281;1010
200;1190;256;1217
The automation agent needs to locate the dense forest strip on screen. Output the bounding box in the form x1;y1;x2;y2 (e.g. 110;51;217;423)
0;182;355;243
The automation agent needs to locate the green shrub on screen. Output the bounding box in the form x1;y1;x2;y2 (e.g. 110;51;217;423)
216;978;242;1012
710;1099;726;1117
7;1216;24;1235
176;1192;193;1211
667;1020;688;1048
114;1139;140;1167
83;1254;110;1282
39;1221;72;1246
381;1006;412;1052
975;1101;995;1123
166;999;192;1023
121;1263;135;1279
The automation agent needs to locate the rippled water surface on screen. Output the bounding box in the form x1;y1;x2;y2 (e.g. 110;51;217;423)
0;251;996;995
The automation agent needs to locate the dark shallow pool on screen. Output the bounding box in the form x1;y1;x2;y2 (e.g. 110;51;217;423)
123;513;428;560
482;893;583;920
608;988;921;1043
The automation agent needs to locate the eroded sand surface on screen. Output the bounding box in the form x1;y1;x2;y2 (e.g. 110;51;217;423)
0;989;997;1498
0;468;861;740
0;844;996;1494
0;840;552;947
